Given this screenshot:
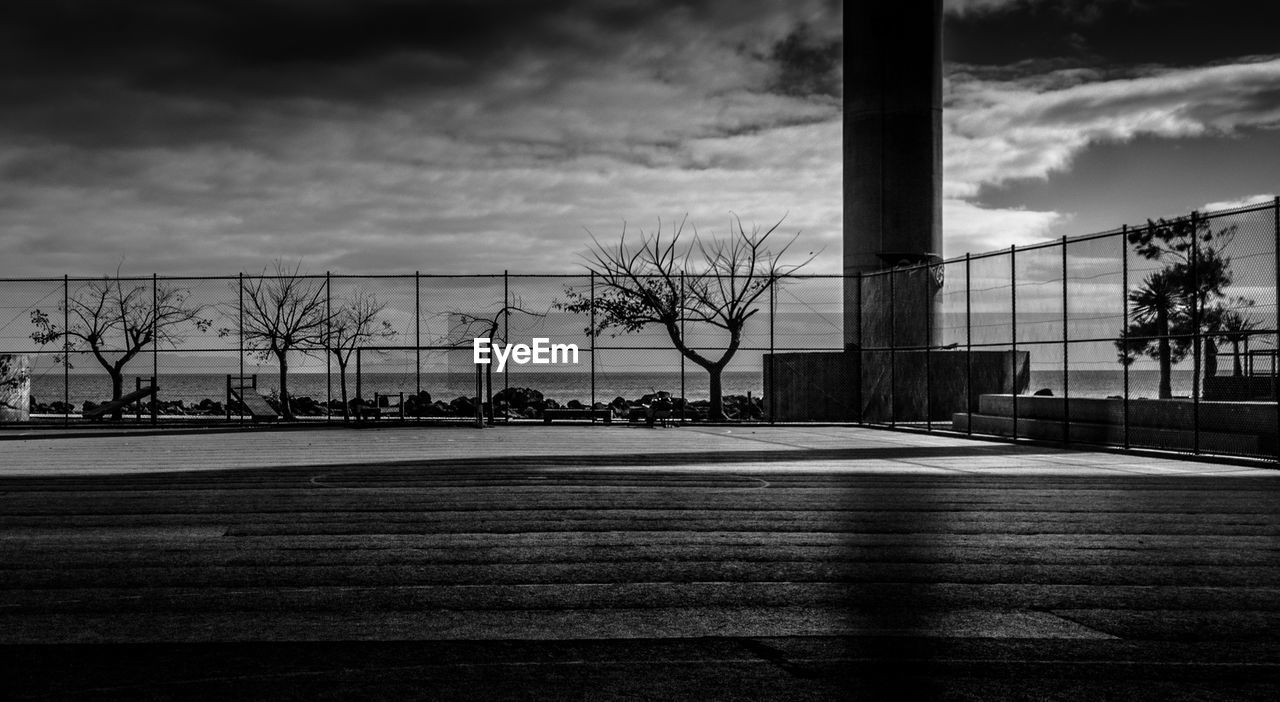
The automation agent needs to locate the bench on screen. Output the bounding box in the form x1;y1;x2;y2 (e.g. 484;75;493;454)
353;393;404;421
626;406;708;425
83;383;158;420
226;375;278;422
543;408;612;424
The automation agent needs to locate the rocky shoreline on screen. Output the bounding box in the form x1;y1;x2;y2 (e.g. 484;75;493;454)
26;386;766;421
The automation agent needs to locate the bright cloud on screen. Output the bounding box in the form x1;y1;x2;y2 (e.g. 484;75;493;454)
1202;194;1275;212
944;198;1065;252
946;57;1280;198
943;56;1280;252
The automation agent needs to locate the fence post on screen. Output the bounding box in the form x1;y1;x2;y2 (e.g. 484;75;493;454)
415;271;421;398
889;269;896;427
965;254;972;436
769;275;775;425
680;271;686;423
474;362;484;428
1191;211;1201;455
590;272;597;415
326;271;332;423
1010;245;1018;443
63;274;69;426
1122;226;1130;450
1061;237;1069;446
238;272;244;427
1274;197;1279;463
856;271;864;425
924;263;932;431
151;273;158;425
503;270;509;422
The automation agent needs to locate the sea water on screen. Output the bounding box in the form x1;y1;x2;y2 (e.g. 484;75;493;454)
29;369;1199;407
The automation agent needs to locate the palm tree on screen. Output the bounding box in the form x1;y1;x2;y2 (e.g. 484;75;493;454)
1127;270;1183;399
1219;307;1258;377
1119;215;1243;399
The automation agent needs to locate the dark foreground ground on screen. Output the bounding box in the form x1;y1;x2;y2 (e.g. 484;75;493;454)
1;426;1278;700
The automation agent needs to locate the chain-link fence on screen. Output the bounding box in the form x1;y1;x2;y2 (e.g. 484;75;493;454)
810;197;1278;461
2;198;1277;461
0;268;842;427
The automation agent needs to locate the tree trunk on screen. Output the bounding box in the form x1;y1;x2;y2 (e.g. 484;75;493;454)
486;363;494;423
1157;311;1172;399
337;358;349;421
707;366;724;421
277;351;292;419
1203;338;1218;386
109;370;125;420
1232;339;1243;377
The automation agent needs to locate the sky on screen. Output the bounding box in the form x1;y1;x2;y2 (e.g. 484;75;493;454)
0;0;1278;280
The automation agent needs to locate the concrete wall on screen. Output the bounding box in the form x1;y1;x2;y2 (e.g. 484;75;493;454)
1;354;31;422
764;350;1029;423
854;266;941;351
763;352;858;422
860;350;1029;423
1204;376;1278;401
964;393;1277;455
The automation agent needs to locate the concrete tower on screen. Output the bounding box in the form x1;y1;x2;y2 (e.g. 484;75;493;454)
766;3;1026;423
845;0;943;349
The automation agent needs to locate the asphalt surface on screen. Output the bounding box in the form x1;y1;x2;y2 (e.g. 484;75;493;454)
0;426;1277;700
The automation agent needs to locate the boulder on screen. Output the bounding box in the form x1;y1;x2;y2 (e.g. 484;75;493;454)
494;387;543;410
195;399;224;415
450;396;477;417
426;401;450;417
293;395;321;416
404;391;432;416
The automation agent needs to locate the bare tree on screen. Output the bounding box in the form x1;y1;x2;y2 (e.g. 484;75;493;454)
31;275;211;419
329;289;397;420
222;261;329;420
559;215;812;420
447;299;544;423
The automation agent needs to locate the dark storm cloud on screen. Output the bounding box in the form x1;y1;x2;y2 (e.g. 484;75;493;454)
4;0;567;82
941;0;1280;253
0;0;582;148
0;0;840;98
0;0;841;150
767;24;842;98
945;0;1280;67
0;0;843;277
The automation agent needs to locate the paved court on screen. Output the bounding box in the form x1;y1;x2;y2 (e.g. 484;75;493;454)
1;425;1278;699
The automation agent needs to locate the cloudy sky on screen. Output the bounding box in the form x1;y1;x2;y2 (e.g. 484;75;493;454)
1;0;1277;279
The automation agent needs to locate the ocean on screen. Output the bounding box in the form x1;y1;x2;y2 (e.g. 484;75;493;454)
28;368;1200;407
29;370;766;407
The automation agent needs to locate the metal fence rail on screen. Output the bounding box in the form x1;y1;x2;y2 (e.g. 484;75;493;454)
1;198;1277;462
0;269;842;426
846;197;1280;461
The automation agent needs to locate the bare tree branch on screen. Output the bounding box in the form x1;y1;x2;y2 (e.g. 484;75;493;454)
558;214;814;420
30;268;211;419
218;260;330;419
